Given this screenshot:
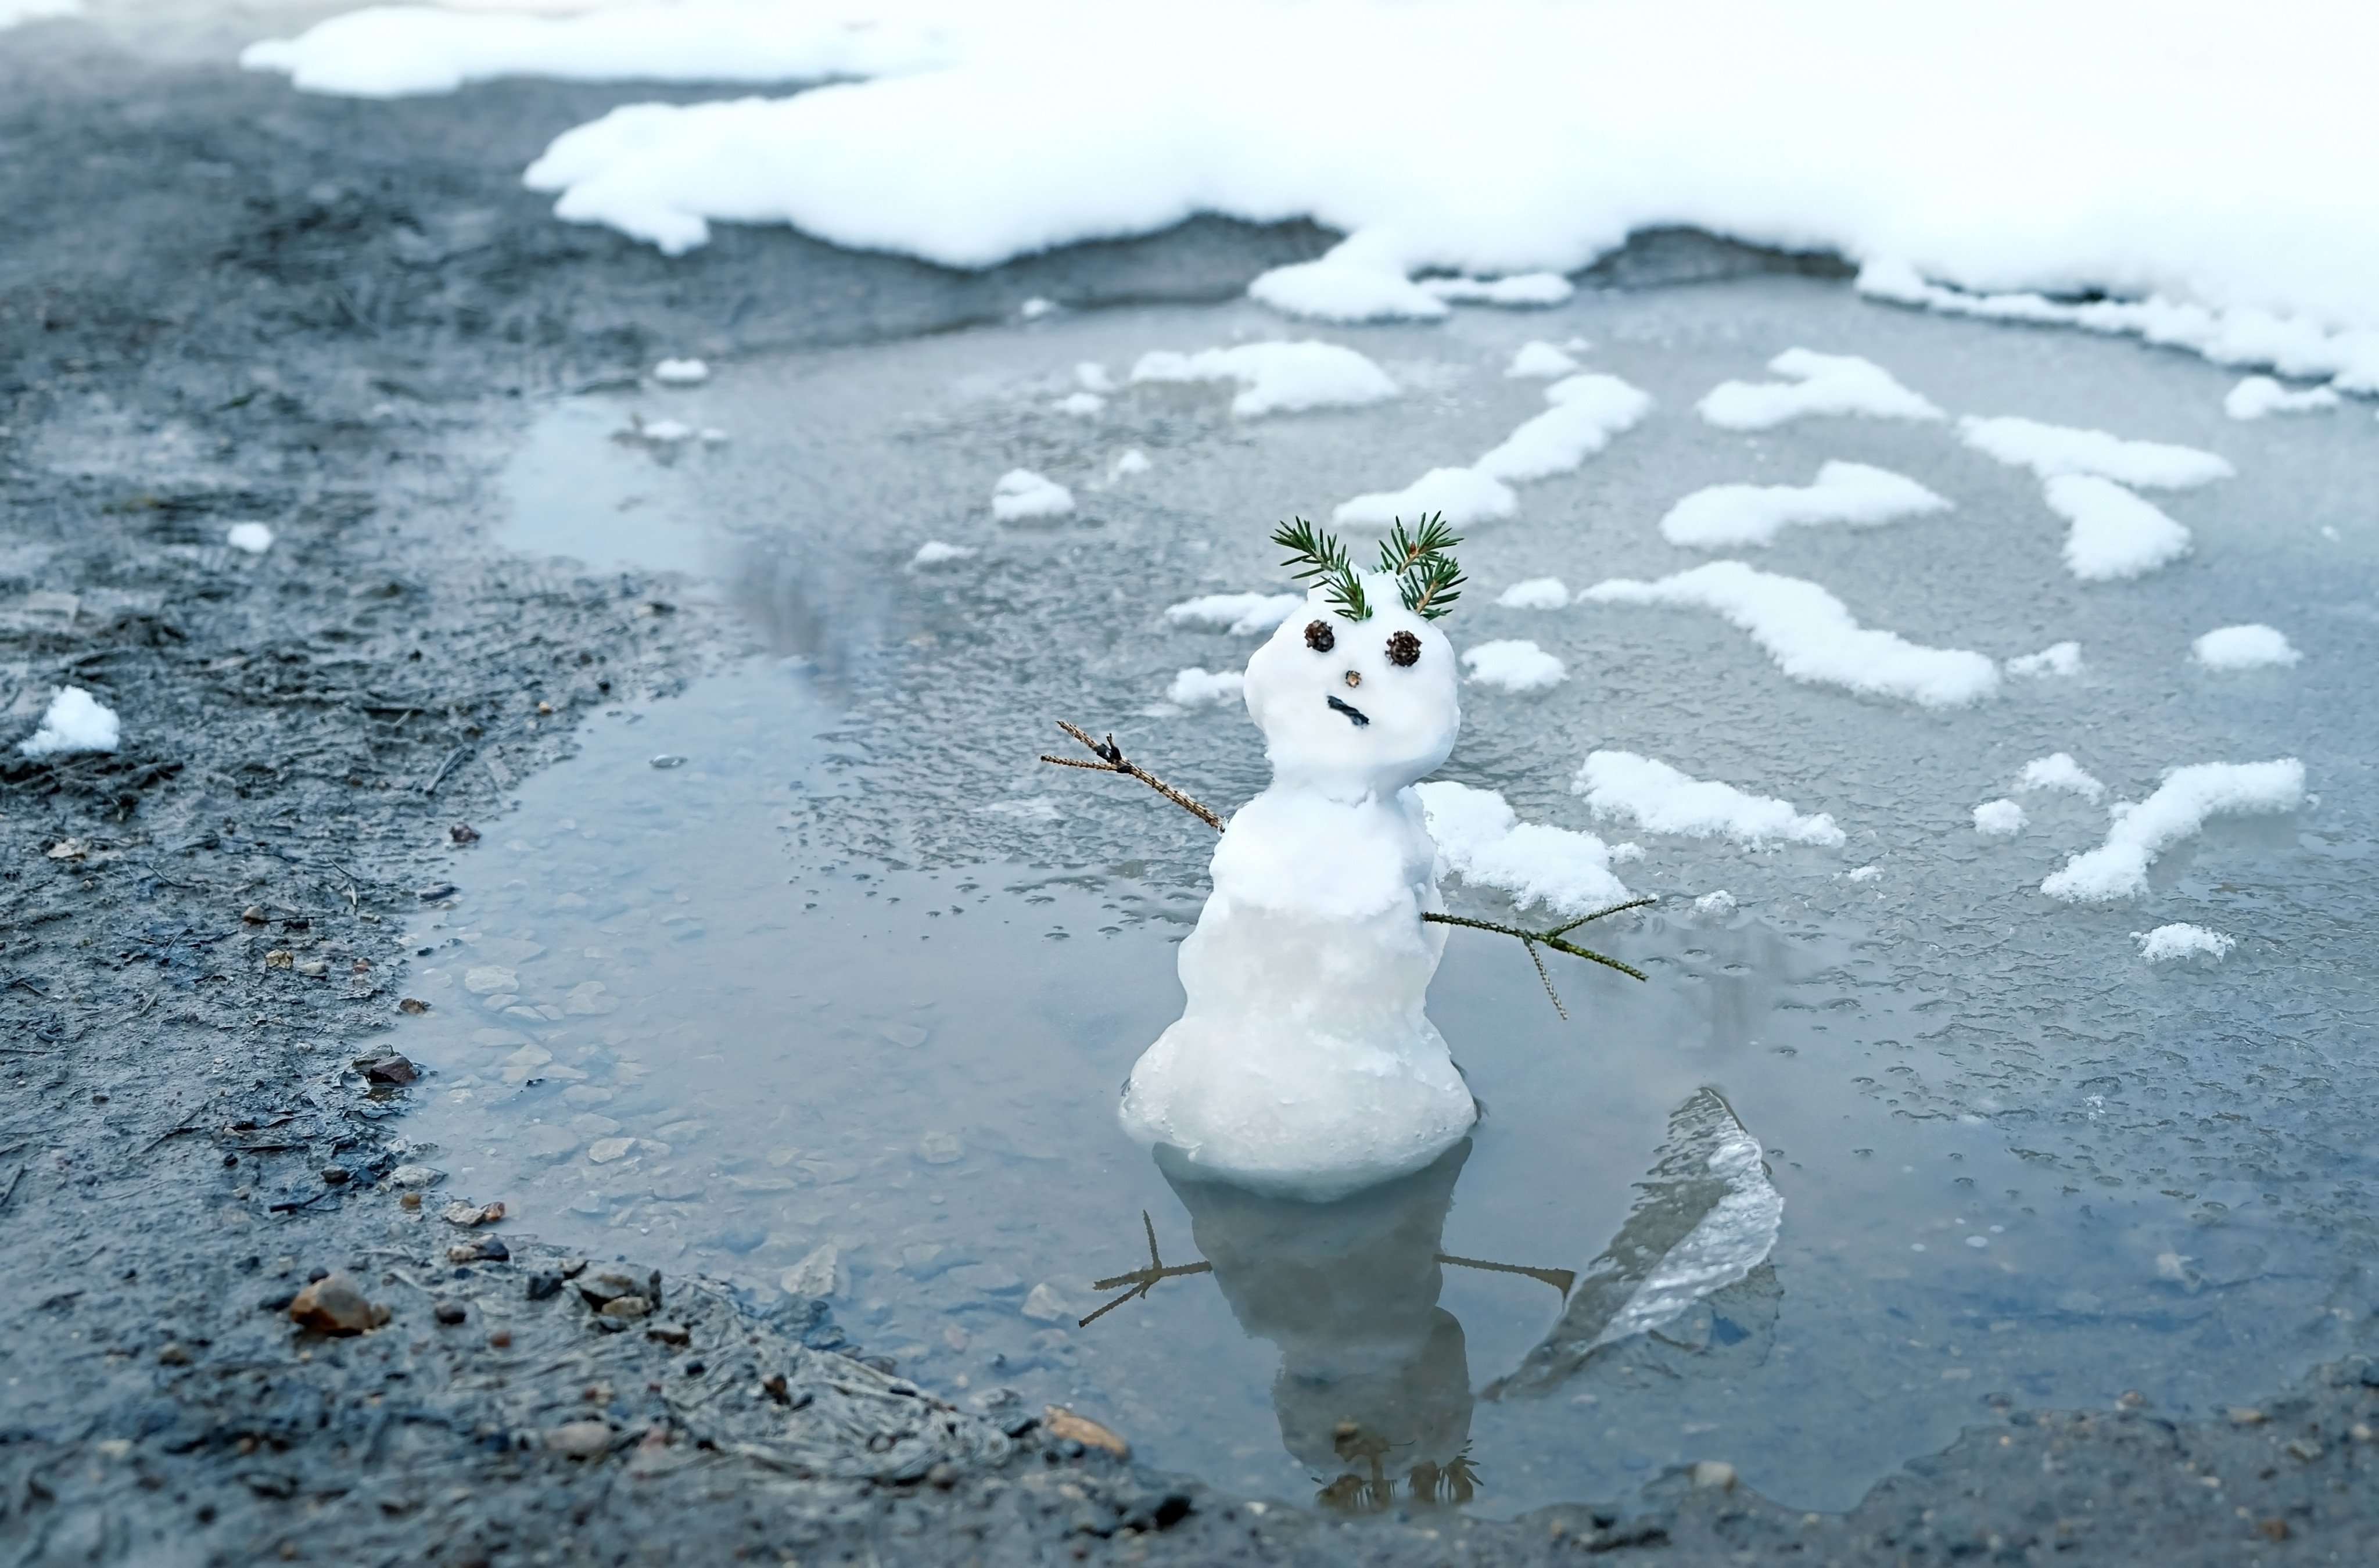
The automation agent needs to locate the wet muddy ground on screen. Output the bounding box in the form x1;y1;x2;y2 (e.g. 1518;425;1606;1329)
5;11;2379;1565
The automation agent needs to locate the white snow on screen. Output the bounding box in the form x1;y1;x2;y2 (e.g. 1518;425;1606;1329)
1659;461;1950;550
226;522;276;555
2192;623;2301;670
1573;750;1843;848
1074;361;1115;393
251;1;2379;382
2134;924;2236;963
2040;759;2305;902
2007;641;2082;679
652;357;708;385
18;687;119;758
990;468;1072;521
1128;341;1397;418
1334;467;1516;529
1957;417;2233;489
1109;450;1151;480
1505;341;1580;379
1844;864;1881;883
1473;373;1652;483
1972;799;2026;836
1165;667;1244;706
0;1;78;30
1693;889;1736;917
1696;350;1942;430
1053;391;1104;416
910;540;974;566
2041;475;2192;581
2017;753;2105;803
1419;272;1574;307
1583;561;2000;709
640;418;692;443
1163;592;1304;636
2223;375;2339;420
1495;577;1569;609
1018;297;1057;320
1413;780;1631;917
1460;640;1565;692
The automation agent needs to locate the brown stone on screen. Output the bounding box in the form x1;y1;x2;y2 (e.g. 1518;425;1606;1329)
1042;1405;1129;1459
288;1273;379;1336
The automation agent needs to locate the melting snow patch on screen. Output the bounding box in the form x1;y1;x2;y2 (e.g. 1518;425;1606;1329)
1496;577;1570;610
0;2;77;31
1074;363;1115;393
2192;623;2300;670
2017;753;2105;803
1474;374;1653;483
1164;593;1304;635
1972;799;2026;836
2007;641;2083;679
1506;341;1581;379
652;357;708;385
1843;864;1881;883
1109;449;1150;479
1461;640;1566;692
1659;461;1951;549
2040;759;2305;902
1246;247;1449;322
19;687;119;757
1018;298;1057;320
1693;890;1736;917
910;541;974;567
991;469;1072;522
1166;668;1244;707
2224;375;2339;419
1128;342;1397;417
2134;924;2236;963
2042;475;2192;580
1053;391;1104;416
226;522;275;555
1335;467;1515;528
1583;561;2000;708
1414;780;1630;917
1957;417;2233;488
1696;349;1943;430
1574;751;1845;848
1419;272;1574;307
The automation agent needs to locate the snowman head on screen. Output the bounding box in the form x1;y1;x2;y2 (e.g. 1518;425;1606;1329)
1243;518;1464;799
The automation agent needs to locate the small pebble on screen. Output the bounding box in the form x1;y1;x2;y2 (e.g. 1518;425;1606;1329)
320;1167;349;1185
489;1330;512;1348
434;1301;467;1326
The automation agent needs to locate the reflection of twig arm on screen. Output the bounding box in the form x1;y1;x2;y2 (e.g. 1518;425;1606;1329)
1078;1211;1212;1327
1040;721;1223;831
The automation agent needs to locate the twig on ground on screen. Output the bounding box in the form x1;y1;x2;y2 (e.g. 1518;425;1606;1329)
1039;722;1223;831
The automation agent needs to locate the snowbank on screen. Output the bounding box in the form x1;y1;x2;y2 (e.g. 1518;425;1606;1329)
1460;640;1565;692
1574;750;1843;848
250;0;2379;383
1659;460;1950;549
1414;780;1630;917
1128;342;1397;418
1957;417;2232;489
2192;623;2300;670
1697;349;1943;430
2134;924;2235;963
2007;642;2082;679
2224;375;2339;420
1506;341;1580;379
18;687;119;757
990;469;1072;521
2017;753;2105;803
2040;759;2304;902
1163;592;1304;635
1583;560;1999;708
1474;374;1652;483
1496;577;1569;609
1166;668;1244;706
1972;799;2025;836
2041;475;2191;581
1334;467;1515;529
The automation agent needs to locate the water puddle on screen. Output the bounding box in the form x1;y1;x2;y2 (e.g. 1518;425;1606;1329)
397;277;2377;1516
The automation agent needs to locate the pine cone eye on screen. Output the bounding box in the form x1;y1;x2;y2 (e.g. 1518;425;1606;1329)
1304;619;1336;653
1385;630;1422;667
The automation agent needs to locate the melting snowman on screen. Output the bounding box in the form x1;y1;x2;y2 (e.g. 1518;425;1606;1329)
1045;518;1640;1201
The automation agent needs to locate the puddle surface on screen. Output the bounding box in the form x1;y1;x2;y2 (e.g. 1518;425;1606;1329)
400;278;2377;1516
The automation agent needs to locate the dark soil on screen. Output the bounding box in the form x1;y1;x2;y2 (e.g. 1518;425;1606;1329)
3;16;2375;1565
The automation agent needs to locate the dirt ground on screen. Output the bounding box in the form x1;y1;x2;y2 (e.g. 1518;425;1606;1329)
5;18;2378;1565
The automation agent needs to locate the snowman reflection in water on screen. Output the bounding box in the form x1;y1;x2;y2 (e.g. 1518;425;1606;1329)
1045;520;1783;1509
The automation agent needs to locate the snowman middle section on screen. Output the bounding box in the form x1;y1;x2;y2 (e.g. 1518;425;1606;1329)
1120;578;1479;1200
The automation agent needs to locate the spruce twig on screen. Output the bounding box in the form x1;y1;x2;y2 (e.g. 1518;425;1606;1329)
1271;517;1370;622
1376;512;1466;619
1040;722;1223;831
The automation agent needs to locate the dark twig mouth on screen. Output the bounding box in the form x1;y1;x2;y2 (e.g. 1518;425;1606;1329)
1326;695;1370;728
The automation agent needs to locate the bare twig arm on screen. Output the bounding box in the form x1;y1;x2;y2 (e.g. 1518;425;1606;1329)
1039;720;1225;831
1422;897;1655;1009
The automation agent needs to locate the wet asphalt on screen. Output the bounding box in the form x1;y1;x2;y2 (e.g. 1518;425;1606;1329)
3;15;2377;1565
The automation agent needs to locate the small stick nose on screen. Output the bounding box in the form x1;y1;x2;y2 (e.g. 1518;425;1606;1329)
1343;670;1362;688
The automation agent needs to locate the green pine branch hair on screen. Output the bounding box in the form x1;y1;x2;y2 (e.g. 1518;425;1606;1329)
1271;516;1372;622
1377;513;1466;619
